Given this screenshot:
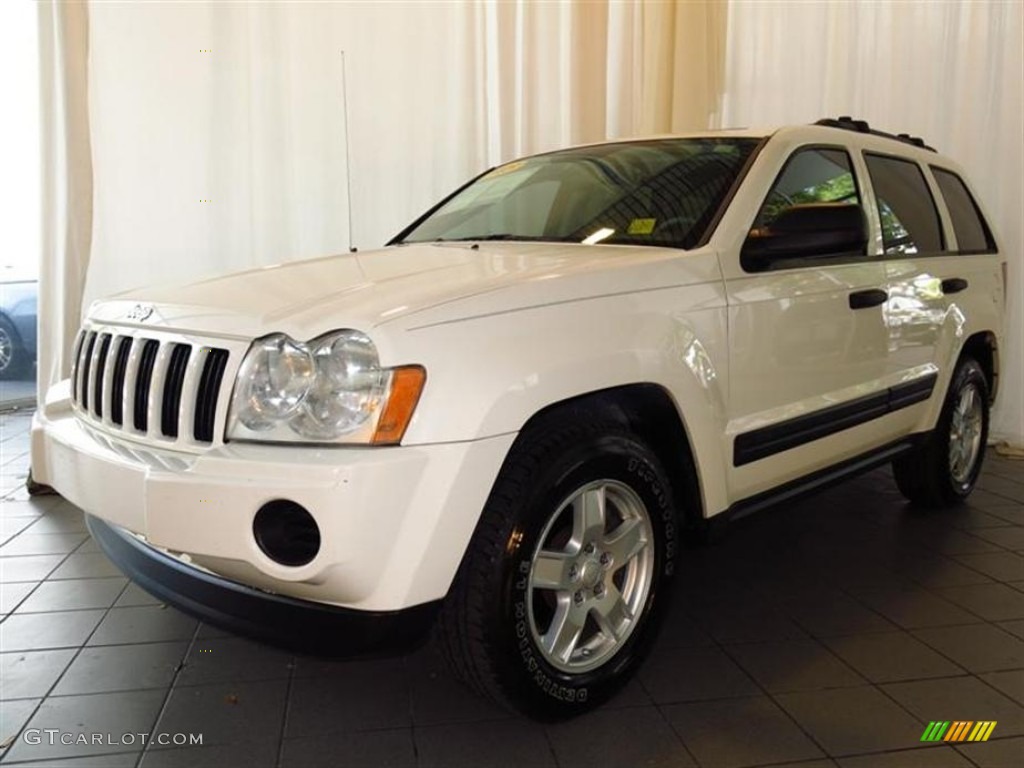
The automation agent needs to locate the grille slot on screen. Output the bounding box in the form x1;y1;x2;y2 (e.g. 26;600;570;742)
109;337;133;426
161;344;192;437
92;334;112;418
133;340;160;432
194;348;230;443
70;331;86;403
79;332;97;412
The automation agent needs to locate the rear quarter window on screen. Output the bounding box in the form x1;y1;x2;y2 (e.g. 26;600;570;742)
931;167;996;253
864;153;945;255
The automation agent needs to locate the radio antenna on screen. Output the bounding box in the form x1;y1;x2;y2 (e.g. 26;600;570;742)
341;50;354;252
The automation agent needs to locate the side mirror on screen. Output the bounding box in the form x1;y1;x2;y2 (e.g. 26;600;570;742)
741;203;867;269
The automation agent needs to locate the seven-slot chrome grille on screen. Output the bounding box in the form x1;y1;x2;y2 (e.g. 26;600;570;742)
70;327;231;447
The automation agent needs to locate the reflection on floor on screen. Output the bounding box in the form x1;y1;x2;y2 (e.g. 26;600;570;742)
0;377;34;410
1;408;1022;767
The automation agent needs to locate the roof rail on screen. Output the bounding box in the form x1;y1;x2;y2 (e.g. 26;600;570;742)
814;116;937;153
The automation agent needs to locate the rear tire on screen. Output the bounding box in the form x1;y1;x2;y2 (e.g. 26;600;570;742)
436;411;680;719
893;358;989;507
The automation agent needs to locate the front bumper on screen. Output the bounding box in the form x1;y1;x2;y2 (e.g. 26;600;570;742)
87;514;440;655
32;384;515;612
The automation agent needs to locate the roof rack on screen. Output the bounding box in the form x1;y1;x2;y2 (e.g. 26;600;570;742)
814;116;937;153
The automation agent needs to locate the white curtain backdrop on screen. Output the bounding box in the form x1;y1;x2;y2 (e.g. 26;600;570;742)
79;0;719;307
37;0;92;409
38;0;1022;444
719;0;1023;446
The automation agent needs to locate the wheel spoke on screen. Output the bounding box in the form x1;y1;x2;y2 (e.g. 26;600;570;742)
542;598;586;663
949;382;984;483
959;387;975;419
592;586;632;641
531;550;576;590
602;518;648;569
572;486;606;547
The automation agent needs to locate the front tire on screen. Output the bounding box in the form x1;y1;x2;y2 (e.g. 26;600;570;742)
893;357;989;507
437;413;678;719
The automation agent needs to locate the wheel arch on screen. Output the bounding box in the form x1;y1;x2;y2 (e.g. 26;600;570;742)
0;311;23;343
511;383;708;530
959;330;998;403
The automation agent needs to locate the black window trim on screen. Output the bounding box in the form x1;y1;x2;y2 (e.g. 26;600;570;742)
694;135;770;249
388;166;495;247
928;165;999;255
740;142;868;274
862;149;948;256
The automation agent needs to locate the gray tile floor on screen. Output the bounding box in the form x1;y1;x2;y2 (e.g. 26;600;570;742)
1;408;1023;767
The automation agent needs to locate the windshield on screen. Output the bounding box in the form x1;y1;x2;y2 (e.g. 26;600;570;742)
398;138;761;250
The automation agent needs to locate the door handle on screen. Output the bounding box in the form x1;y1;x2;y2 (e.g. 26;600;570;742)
941;277;969;294
848;288;888;310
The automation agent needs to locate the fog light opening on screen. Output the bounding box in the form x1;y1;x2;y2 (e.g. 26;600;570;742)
253;500;321;567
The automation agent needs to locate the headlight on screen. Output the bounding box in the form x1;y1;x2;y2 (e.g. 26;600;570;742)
232;334;316;431
227;330;425;445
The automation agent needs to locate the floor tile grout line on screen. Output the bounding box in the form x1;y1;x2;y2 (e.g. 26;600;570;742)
829;558;1009;641
133;621;202;768
0;530;88;630
277;712;537;741
968;666;1024;712
1;636;210;655
540;722;562;768
905;619;1024;675
0;579;43;620
0;576;134;763
648;698;702;767
0;536;122;620
702;632;836;763
402;654;420;766
648;596;839;761
272;651;298;768
0;747;142;766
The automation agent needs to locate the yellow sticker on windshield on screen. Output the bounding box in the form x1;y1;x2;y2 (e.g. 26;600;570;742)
628;218;656;235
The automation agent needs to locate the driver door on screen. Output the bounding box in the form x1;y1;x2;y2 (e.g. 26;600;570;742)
722;146;892;501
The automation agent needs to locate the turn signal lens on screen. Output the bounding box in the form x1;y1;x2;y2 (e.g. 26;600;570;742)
372;366;426;445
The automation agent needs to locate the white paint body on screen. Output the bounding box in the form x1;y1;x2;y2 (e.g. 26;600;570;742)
32;126;1006;612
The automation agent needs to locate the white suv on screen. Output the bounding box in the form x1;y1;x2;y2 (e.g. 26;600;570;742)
32;118;1005;718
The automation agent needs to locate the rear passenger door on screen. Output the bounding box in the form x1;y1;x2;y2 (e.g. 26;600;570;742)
865;154;998;416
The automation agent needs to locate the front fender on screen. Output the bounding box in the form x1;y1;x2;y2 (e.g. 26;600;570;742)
396;283;732;517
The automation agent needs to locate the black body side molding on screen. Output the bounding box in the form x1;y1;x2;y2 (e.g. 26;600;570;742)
734;373;938;466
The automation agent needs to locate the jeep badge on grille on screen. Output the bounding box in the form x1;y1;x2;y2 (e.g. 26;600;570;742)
126;304;154;322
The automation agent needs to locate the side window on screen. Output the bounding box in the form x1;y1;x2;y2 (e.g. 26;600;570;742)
864;154;944;255
742;147;865;271
753;148;860;229
931;168;996;253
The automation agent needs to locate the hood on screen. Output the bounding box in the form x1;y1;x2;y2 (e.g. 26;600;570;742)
87;242;717;340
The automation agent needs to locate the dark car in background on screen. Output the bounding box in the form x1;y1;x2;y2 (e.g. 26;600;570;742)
0;277;37;380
